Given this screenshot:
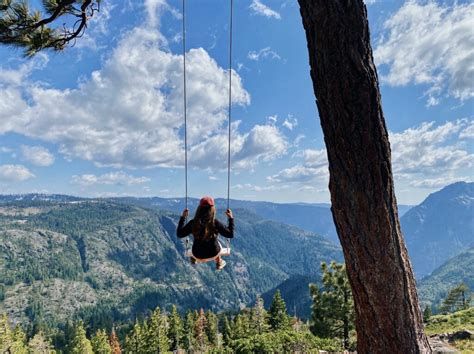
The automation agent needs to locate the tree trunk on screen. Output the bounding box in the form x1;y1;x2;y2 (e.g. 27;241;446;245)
297;1;431;353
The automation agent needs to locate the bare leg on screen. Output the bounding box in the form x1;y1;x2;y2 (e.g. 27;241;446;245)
216;256;226;270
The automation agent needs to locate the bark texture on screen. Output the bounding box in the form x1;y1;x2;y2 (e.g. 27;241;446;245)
297;1;431;353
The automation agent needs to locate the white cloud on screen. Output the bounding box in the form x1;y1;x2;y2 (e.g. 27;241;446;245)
268;115;278;124
0;26;254;169
390;120;473;177
145;0;170;27
248;47;281;61
459;121;474;139
268;164;328;184
189;123;288;170
375;1;474;103
21;145;55;167
410;176;471;189
71;172;151;186
302;149;327;168
0;54;48;86
268;148;328;185
269;118;474;190
0;165;35;182
249;0;281;19
233;183;286;192
282;115;298;130
294;134;305;147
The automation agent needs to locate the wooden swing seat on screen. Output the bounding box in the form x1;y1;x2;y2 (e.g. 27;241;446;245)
185;242;231;264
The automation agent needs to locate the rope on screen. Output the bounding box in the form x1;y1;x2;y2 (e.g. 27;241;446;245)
181;0;233;249
227;0;233;211
182;0;189;253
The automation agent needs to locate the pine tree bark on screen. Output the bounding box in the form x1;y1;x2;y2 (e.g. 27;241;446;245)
297;1;431;353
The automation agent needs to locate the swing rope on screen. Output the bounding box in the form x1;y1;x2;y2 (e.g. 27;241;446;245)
182;0;188;212
182;0;234;253
227;0;233;211
182;0;189;253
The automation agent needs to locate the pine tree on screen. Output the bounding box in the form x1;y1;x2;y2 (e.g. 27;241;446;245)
168;305;184;351
252;295;269;335
68;321;93;354
439;283;472;313
28;332;55;353
125;321;143;354
109;327;122;354
205;310;219;347
11;325;27;354
0;0;100;56
310;261;355;349
144;307;169;353
194;309;208;351
0;314;13;353
423;305;432;323
269;290;290;331
183;311;197;352
222;316;232;347
91;329;112;354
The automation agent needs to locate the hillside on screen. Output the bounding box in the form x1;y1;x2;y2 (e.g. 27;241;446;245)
261;274;315;320
401;182;474;278
0;200;342;326
418;247;474;307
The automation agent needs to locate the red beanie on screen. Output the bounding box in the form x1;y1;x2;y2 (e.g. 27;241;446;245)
199;196;215;207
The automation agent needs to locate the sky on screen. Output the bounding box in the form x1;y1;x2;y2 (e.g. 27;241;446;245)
0;0;472;205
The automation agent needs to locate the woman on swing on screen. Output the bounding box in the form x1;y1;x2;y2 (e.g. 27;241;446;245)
177;196;234;270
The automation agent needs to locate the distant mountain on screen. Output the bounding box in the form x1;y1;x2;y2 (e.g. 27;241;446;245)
418;247;474;308
401;182;474;278
0;194;83;204
0;200;342;325
0;194;413;247
110;197;340;244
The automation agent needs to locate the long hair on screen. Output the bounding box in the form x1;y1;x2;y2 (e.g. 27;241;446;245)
192;205;217;241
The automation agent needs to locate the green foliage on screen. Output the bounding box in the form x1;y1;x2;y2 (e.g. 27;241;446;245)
124;321;144;354
194;309;208;351
183;310;197;352
205;310;218;347
91;329;112;354
423;305;432;323
251;295;269;335
0;0;100;56
143;307;169;353
68;321;93;354
424;307;474;335
167;305;184;351
222;316;232;347
418;248;474;310
268;290;291;331
0;314;13;353
27;331;55;353
439;283;472;314
310;261;355;349
231;330;343;353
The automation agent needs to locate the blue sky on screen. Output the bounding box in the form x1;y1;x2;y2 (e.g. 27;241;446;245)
0;0;472;205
